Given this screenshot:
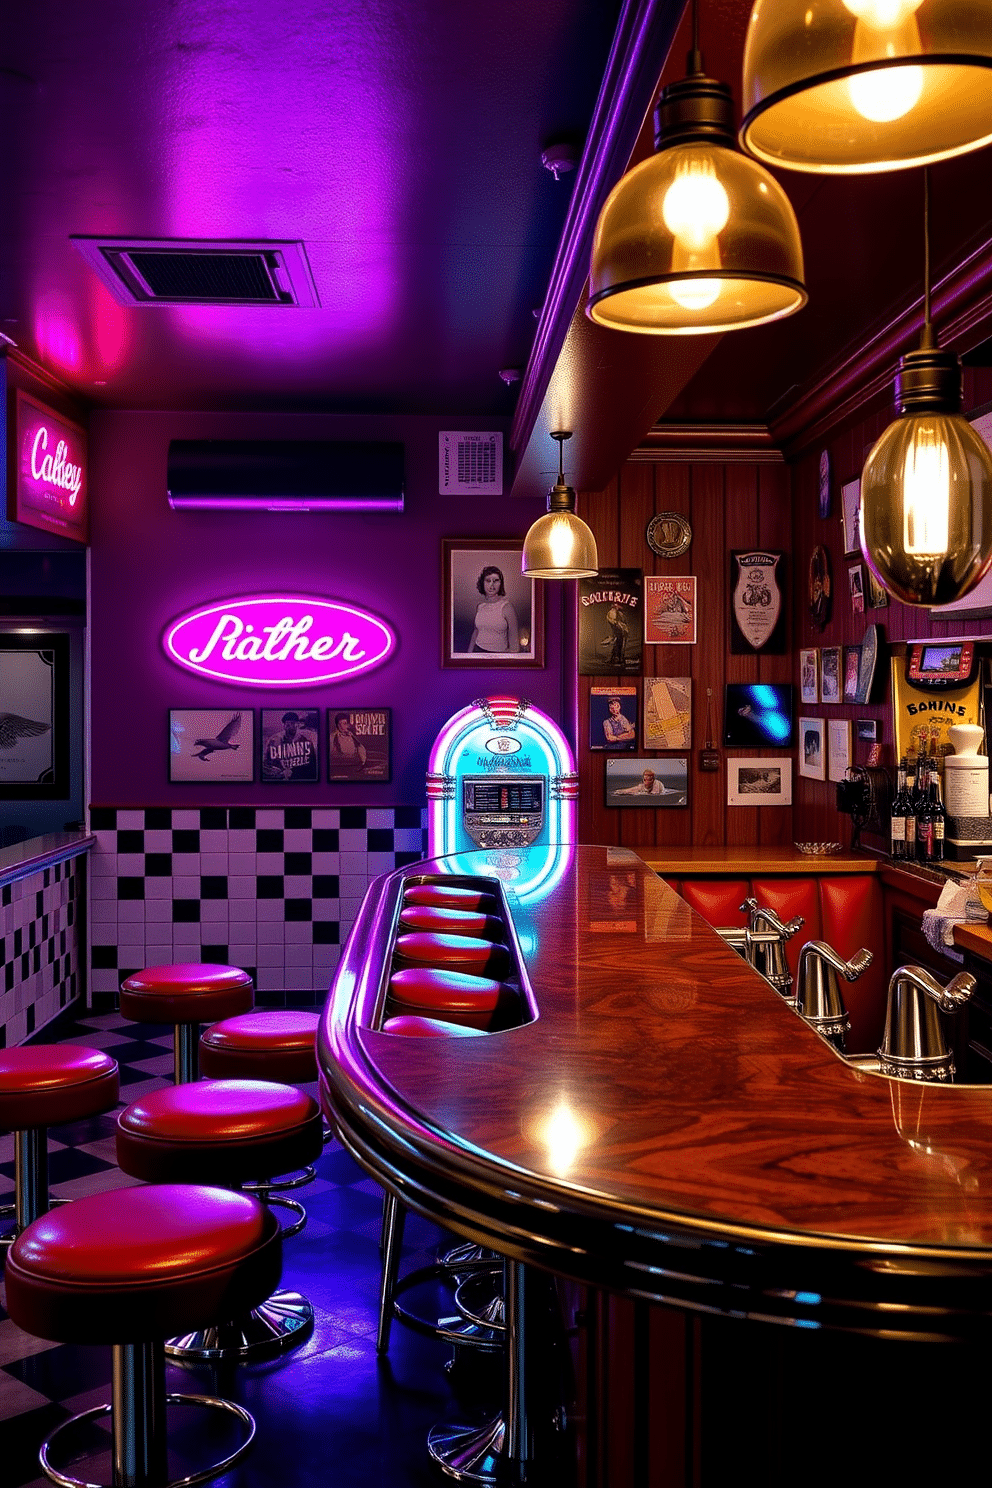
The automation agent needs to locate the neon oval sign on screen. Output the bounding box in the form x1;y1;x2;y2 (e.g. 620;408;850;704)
164;595;396;687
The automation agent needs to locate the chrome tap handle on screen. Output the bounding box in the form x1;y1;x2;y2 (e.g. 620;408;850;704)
740;899;804;941
844;947;873;981
889;965;976;1015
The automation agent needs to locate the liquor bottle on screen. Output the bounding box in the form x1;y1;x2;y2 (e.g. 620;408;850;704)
917;769;935;862
890;758;910;860
930;767;946;863
909;754;925;860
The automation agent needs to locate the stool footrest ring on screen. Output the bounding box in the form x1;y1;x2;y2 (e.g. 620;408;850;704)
39;1391;255;1488
165;1289;314;1362
260;1192;307;1239
243;1164;315;1195
393;1262;503;1353
427;1413;508;1485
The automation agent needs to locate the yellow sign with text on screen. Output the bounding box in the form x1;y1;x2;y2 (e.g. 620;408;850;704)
891;657;982;763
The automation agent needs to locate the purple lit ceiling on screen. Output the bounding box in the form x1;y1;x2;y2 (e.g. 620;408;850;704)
4;0;992;497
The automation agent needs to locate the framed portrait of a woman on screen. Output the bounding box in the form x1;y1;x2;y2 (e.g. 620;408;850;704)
442;538;544;667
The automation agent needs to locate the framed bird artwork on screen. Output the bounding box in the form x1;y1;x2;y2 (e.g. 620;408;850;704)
0;633;70;798
169;708;254;783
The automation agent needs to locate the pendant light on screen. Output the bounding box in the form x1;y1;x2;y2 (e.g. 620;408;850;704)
741;0;992;175
586;0;806;335
522;433;599;579
860;172;992;607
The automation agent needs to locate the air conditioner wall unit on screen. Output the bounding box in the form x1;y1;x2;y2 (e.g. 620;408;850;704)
167;440;405;512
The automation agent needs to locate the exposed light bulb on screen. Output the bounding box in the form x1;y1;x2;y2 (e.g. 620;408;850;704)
902;424;950;555
548;517;581;568
668;278;721;310
662;155;730;252
843;0;925;121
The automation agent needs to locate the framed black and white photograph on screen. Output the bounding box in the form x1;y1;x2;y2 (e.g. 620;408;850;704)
800;648;819;705
590;687;637;751
605;757;687;807
169;709;254;783
727;757;792;806
261;708;320;783
442;538;543;667
799;717;826;781
327;707;391;781
820;646;841;703
0;633;70;798
841;478;861;556
828;717;853;783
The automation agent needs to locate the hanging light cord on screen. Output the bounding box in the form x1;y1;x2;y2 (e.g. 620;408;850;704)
689;0;702;76
923;167;931;335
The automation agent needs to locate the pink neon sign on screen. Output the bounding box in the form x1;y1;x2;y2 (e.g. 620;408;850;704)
12;391;89;543
164;595;396;687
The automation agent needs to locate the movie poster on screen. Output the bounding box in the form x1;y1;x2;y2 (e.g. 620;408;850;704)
644;577;696;644
327;707;391;781
260;708;321;783
578;569;643;676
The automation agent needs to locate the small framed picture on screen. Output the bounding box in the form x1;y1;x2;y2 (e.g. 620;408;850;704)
848;562;865;614
727;757;793;806
828;717;853;783
605;757;688;806
799;717;826;781
170;709;254;783
261;708;320;783
643;677;692;750
856;719;879;743
590;687;638;751
0;633;71;799
442;538;543;667
800;648;819;705
841;478;861;556
843;646;861;702
820;646;841;703
644;576;696;645
867;569;889;608
327;708;391;781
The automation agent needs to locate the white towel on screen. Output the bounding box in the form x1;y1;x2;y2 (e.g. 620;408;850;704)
921;877;987;953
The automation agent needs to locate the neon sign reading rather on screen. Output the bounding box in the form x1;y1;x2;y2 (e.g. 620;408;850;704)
164;595;396;687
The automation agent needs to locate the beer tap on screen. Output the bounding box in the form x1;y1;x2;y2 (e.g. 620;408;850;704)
877;965;976;1082
795;941;873;1053
740;898;804;997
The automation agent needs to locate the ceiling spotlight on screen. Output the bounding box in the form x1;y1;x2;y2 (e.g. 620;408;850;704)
741;0;992;174
541;142;580;180
522;432;599;580
498;367;522;385
587;1;806;335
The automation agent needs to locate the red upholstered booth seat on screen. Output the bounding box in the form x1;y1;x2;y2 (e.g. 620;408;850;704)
670;874;887;1053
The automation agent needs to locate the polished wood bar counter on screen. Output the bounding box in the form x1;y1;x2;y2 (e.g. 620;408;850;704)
318;845;992;1342
637;844;879;876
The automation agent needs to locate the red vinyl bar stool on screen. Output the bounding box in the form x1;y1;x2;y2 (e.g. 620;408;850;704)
397;904;507;939
403;883;500;912
387;967;512;1031
4;1184;281;1488
119;963;254;1084
116;1078;323;1361
0;1047;120;1243
393;932;513;982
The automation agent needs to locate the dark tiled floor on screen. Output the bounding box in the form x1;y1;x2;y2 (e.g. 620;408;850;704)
0;1008;500;1488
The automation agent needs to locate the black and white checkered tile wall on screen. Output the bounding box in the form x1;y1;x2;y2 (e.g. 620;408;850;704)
89;806;427;1004
0;858;80;1047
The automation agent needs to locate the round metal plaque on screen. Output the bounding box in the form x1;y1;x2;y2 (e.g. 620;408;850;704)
646;512;692;558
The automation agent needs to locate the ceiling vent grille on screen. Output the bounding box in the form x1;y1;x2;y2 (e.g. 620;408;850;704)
69;238;319;308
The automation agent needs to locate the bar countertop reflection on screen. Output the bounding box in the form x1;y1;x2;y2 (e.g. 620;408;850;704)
317;844;992;1339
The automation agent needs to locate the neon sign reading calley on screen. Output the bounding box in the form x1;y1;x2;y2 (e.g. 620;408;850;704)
164;595;396;687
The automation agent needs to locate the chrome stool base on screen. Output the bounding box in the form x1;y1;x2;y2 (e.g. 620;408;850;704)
454;1268;505;1331
165;1289;314;1362
428;1415;509;1485
40;1394;255;1488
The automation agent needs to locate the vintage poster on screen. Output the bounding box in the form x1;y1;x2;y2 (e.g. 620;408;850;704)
643;677;692;750
730;551;787;654
578;569;643;676
0;638;68;796
644;576;696;644
261;708;321;783
590;687;637;751
327;707;391;781
170;709;254;783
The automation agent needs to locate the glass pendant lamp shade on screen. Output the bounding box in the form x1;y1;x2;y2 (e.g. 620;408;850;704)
860;339;992;605
588;66;806;334
741;0;992;174
522;433;599;579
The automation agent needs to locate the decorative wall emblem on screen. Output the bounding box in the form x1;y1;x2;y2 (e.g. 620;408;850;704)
646;512;692;558
163;595;396;687
730;551;786;654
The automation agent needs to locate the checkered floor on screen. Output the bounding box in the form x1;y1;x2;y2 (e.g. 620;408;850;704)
0;1006;498;1488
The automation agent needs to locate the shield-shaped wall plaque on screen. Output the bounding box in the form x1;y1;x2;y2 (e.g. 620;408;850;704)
730;551;787;654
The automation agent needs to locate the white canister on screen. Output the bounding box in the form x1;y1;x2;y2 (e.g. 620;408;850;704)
944;754;991;817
